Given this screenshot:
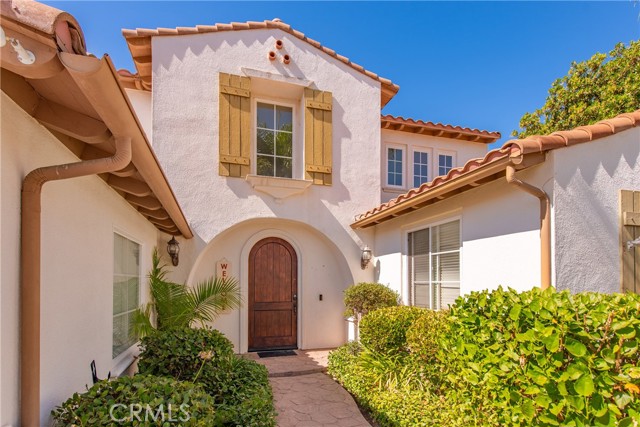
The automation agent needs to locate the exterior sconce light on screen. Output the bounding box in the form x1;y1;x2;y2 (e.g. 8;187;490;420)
361;246;372;269
167;236;180;266
626;237;640;251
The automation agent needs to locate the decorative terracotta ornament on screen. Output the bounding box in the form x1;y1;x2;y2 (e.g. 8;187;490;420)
268;51;276;61
275;39;283;50
283;54;291;65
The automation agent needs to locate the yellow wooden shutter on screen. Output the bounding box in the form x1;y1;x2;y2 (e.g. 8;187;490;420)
304;88;332;186
219;73;251;178
620;190;640;292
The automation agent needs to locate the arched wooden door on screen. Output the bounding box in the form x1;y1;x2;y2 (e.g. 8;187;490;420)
248;237;298;351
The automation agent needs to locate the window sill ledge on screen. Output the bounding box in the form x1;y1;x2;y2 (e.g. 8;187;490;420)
245;175;313;201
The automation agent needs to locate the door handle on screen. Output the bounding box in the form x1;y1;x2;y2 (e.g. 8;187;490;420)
292;293;297;301
293;303;297;315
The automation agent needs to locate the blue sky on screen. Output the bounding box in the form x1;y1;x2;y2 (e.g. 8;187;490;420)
45;1;639;148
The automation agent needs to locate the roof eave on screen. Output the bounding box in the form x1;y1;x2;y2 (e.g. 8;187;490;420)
351;154;547;229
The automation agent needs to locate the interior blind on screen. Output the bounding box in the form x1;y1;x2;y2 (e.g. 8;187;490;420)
409;220;460;310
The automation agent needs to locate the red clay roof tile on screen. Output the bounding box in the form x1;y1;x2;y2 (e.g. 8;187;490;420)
121;19;400;107
355;109;640;227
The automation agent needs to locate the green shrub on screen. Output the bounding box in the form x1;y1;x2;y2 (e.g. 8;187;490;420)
138;327;275;426
138;326;234;380
360;306;426;354
52;375;217;426
440;287;640;426
343;282;399;320
331;287;640;426
406;309;450;362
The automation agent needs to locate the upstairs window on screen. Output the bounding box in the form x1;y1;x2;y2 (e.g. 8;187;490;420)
257;102;293;178
438;154;453;177
413;151;429;188
408;220;460;310
387;147;404;187
113;233;140;358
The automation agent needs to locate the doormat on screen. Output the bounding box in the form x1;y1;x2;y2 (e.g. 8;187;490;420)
257;350;297;358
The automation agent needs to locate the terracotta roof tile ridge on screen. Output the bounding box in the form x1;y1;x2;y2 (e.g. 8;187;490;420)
357;109;640;223
381;114;501;138
504;109;640;156
120;19;399;95
355;145;515;221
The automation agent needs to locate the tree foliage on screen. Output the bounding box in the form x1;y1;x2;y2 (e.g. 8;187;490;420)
513;40;640;138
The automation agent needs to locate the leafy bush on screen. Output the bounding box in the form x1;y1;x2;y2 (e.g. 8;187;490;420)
406;309;450;362
138;326;234;380
52;375;217;426
330;287;640;426
442;287;640;426
359;306;426;354
138;327;275;426
343;282;399;320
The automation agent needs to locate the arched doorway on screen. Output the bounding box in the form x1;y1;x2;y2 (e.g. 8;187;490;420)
248;237;297;351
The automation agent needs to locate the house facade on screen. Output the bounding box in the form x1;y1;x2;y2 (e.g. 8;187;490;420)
355;112;640;309
118;20;498;354
2;1;638;426
1;2;193;425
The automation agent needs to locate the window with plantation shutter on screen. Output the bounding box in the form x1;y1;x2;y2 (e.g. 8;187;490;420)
408;220;460;309
304;88;332;186
113;233;140;358
621;190;640;292
219;72;251;178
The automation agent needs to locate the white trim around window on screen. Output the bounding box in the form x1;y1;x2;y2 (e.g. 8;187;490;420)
410;147;432;188
402;214;462;310
385;143;406;189
112;231;142;366
436;150;456;178
252;97;302;179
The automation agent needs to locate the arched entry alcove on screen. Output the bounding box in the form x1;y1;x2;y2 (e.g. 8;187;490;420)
186;218;354;353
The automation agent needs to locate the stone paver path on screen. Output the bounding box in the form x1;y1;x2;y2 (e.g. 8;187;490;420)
246;350;371;427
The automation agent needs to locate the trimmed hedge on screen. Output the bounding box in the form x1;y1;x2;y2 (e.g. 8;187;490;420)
138;327;276;426
406;309;450;362
343;282;399;319
52;375;217;426
443;287;640;426
329;287;640;426
359;306;427;354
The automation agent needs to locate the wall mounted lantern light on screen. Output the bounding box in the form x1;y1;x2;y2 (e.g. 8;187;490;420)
167;236;180;266
361;245;372;269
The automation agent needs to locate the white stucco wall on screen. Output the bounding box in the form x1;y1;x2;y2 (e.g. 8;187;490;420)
185;218;354;352
374;161;554;304
149;29;381;347
380;128;488;202
552;128;640;293
124;88;153;142
1;93;159;426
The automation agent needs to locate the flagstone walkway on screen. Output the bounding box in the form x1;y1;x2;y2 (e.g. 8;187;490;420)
246;350;371;427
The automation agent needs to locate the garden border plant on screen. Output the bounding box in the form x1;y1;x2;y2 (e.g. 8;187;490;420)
329;287;640;426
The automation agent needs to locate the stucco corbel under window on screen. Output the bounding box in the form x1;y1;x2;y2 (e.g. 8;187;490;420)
245;174;313;201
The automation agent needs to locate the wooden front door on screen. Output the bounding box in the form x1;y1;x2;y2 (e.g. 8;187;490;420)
249;237;298;351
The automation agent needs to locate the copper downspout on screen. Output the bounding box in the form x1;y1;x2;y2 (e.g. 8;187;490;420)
506;164;552;289
20;136;132;427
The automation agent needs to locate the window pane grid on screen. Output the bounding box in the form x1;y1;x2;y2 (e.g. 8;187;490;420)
438;154;453;177
257;103;293;178
413;151;429;188
408;220;460;310
387;148;403;187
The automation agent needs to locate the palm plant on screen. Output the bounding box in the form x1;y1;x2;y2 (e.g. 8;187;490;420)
132;249;242;338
